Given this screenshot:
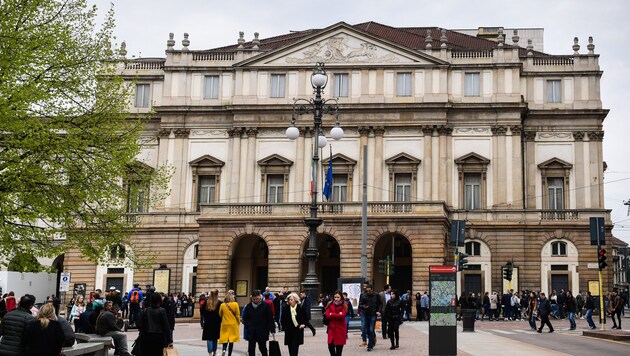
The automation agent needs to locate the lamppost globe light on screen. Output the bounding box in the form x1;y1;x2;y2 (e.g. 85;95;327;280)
318;135;328;148
311;72;328;88
330;124;344;140
286;125;299;140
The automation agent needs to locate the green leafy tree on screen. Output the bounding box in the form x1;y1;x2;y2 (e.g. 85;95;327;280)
0;0;170;269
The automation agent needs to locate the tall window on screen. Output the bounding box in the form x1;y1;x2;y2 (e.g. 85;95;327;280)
204;75;219;99
197;175;216;210
547;80;561;103
331;174;348;202
266;174;284;203
465;241;481;256
547;177;565;210
396;72;412;96
464;173;481;210
465;73;480;96
270;74;286;98
135;84;150;107
333;73;349;97
551;241;567;256
395;173;412;202
126;179;148;213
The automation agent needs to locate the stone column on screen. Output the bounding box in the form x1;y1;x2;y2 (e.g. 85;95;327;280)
245;128;258;202
491;125;508;208
173;128;190;211
303;128;313;202
431;127;439;201
373;127;385;201
422;126;435;201
157;128;172;210
294;128;307;202
523;131;537;209
509;125;523;207
228;128;243;203
437;126;452;202
358;126;371;201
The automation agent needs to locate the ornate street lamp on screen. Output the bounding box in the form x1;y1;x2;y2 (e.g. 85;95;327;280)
286;62;343;324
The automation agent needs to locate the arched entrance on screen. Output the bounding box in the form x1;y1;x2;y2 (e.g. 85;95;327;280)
373;233;412;293
230;235;268;305
182;242;199;296
540;239;579;295
299;234;340;297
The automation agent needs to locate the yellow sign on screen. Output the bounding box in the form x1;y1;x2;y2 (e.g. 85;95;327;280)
153;269;170;293
588;280;600;296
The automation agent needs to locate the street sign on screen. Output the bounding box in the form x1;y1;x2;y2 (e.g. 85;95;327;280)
59;272;71;292
587;263;599;269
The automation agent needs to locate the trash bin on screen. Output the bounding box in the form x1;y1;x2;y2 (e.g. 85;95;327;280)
462;308;476;332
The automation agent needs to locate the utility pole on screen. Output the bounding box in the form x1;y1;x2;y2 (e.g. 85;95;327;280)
624;200;630;216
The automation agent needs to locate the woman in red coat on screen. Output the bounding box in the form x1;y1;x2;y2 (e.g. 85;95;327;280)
325;290;347;356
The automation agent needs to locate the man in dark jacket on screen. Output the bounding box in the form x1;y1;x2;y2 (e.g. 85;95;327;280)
242;289;275;356
96;301;132;356
359;284;381;351
537;292;554;333
299;290;316;336
161;293;176;342
0;294;36;355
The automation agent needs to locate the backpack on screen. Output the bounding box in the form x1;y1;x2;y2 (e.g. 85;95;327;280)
130;289;140;304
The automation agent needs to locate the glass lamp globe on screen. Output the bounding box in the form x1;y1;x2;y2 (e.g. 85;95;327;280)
311;72;328;88
317;135;328;148
286;125;299;140
330;124;344;140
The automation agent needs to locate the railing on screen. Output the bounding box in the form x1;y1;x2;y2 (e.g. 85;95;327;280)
124;60;165;70
192;52;235;61
532;56;574;65
371;202;413;213
229;204;273;215
451;50;494;59
540;210;579;220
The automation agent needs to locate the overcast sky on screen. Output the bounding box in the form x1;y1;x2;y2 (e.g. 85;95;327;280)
90;0;630;244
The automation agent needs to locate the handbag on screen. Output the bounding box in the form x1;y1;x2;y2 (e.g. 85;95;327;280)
163;345;179;356
269;333;282;356
131;336;141;356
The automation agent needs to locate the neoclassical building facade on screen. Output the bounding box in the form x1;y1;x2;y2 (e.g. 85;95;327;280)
62;22;612;304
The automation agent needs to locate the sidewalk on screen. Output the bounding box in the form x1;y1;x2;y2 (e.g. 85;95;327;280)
117;320;580;356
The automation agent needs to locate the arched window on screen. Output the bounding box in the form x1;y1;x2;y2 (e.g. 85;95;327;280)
465;241;481;256
551;241;567;256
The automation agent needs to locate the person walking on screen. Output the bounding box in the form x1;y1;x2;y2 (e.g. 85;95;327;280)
384;290;404;350
358;284;381;352
219;292;241;356
481;292;490;321
584;291;597;329
420;291;429;321
138;292;171;356
127;282;144;327
342;292;354;339
565;290;577;330
489;291;499;321
242;290;275;356
299;290;316;336
610;291;623;329
280;292;307;356
325;291;347;356
537;292;554;333
21;303;64;356
0;294;37;355
70;295;86;332
202;290;222;356
378;284;391;340
527;291;538;331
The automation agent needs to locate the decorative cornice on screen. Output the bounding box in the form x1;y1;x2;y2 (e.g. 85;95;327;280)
509;125;522;136
227;128;243;137
587;131;604;141
373;126;385;137
246;128;259;137
491;126;508;136
437;125;453;136
422;126;435;136
523;131;537;142
573;131;585;141
191;129;227;137
173;128;190;138
358;126;371;136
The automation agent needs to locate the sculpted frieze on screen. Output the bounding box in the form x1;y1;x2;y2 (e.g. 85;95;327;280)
285;35;401;64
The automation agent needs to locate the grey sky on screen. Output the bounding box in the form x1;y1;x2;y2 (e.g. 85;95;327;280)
90;0;630;243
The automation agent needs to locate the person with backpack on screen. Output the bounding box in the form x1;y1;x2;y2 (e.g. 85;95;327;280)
127;282;143;327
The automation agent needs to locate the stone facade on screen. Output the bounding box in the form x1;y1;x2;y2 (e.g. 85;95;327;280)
63;22;611;304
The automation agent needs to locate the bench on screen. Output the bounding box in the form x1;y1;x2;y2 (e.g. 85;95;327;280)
61;342;107;356
74;333;114;356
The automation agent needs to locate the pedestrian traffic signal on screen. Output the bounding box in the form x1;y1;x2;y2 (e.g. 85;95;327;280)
598;248;607;270
378;259;387;273
458;252;469;271
503;262;513;281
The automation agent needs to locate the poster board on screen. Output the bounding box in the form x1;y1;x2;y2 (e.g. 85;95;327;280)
429;265;457;356
588;280;600;296
153;269;170;294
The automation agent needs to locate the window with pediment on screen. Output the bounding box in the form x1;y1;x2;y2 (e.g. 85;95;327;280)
258;154;293;203
190;155;225;211
385;153;420;202
538;158;572;210
455;153;490;210
321;154;357;202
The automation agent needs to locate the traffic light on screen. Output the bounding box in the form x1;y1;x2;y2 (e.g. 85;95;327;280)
598;248;607;270
378;259;386;273
389;263;395;275
503;262;513;281
458;252;469;271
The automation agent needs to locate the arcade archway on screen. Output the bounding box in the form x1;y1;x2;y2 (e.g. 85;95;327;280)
372;233;412;293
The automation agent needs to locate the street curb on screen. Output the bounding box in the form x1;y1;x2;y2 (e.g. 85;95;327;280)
582;330;630;342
